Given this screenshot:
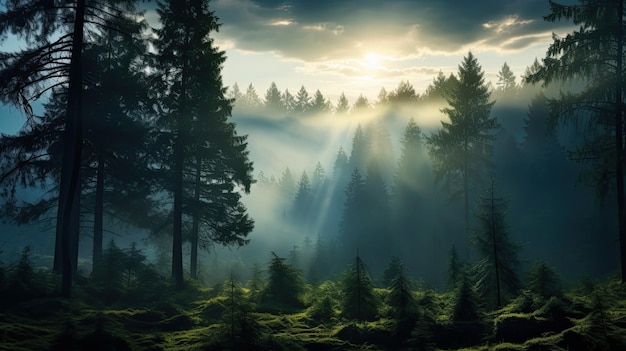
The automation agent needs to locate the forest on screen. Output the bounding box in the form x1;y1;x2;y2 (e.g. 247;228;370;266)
0;0;625;350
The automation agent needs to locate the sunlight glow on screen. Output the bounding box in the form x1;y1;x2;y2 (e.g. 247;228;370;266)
363;52;384;70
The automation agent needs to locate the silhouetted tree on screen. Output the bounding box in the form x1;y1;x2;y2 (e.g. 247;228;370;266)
383;255;403;288
526;261;562;299
388;80;418;103
376;87;389;106
451;270;481;322
353;94;370;111
496;62;516;93
341;254;379;320
264;81;283;113
278;167;297;202
386;259;416;320
310;89;330;114
295;85;311;113
421;71;458;102
228;82;243;103
335;92;350;114
241;83;262;110
473;180;521;309
526;0;626;282
340;169;366;258
220;273;261;349
281;88;296;113
448;244;462;289
427;52;498;253
348;125;369;173
293;172;311;221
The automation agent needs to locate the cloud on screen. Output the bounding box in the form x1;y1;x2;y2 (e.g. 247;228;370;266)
212;0;567;62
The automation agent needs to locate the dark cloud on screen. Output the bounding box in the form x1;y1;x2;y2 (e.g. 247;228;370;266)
212;0;570;61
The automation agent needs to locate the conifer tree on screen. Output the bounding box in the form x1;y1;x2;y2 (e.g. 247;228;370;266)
526;261;562;299
451;270;481;322
310;89;330;113
264;81;283;113
388;80;418;103
473;180;521;309
526;0;626;282
262;252;306;309
228;82;243;103
352;94;370;111
335;92;350;114
341;254;379;320
241;83;262;109
386;259;417;320
496;62;516;93
348;125;369;173
220;273;261;349
281;88;296;113
376;87;389;106
447;244;462;289
383;255;404;288
295;85;311;113
427;52;498;253
293;171;311;220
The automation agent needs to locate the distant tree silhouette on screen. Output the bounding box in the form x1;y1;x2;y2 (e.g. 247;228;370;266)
473;180;521;309
293;171;311;221
526;261;562;299
421;71;457;102
496;62;516;93
281;89;296;113
348;125;369;173
388;80;418;103
447;244;462;290
228;82;244;103
526;0;626;282
341;254;379;320
278;167;297;202
386;260;417;320
382;255;404;288
264;82;283;113
376;87;389;107
295;85;311;113
340;169;366;259
335;92;350;114
352;94;370;111
241;83;262;110
427;52;498;254
310;89;331;114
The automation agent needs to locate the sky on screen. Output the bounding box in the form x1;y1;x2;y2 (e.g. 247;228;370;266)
208;0;577;103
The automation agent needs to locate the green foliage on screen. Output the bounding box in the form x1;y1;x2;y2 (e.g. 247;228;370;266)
451;271;481;322
341;255;380;321
382;255;403;288
526;261;562;300
219;274;262;349
3;246;49;301
473;181;522;309
447;244;462;289
262;252;306;310
308;295;336;322
386;260;417;320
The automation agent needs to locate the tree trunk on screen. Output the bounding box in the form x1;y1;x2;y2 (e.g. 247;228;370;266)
56;0;85;298
93;154;104;272
70;177;80;275
190;155;201;279
616;0;626;284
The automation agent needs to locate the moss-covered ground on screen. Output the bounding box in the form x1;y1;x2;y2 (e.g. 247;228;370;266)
0;276;625;351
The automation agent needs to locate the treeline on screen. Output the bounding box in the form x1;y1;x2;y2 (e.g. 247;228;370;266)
248;53;614;288
0;1;253;295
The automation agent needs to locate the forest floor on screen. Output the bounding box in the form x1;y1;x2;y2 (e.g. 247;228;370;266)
1;276;626;351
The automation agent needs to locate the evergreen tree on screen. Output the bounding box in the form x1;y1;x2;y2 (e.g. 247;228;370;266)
386;262;417;320
352;94;370;111
341;254;379;320
220;273;261;349
340;169;366;258
427;52;498;254
388;80;418;103
335;92;350;114
473;180;521;309
310;89;330;114
348;125;369;173
281;88;296;113
361;163;392;271
311;162;327;192
228;82;244;103
152;0;252;289
451;270;481;322
264;81;283;113
383;255;404;288
526;0;626;282
241;83;262;109
421;71;458;102
376;87;389;106
295;85;311;113
278;167;297;201
496;62;516;93
447;244;462;289
293;171;312;221
262;252;306;309
526;261;562;299
0;0;145;298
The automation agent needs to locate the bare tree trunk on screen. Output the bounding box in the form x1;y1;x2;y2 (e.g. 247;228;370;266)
616;0;626;284
92;154;104;272
190;155;200;279
57;0;85;298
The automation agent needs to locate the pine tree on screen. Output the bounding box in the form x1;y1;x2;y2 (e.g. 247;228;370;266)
310;89;330;114
241;83;262;109
451;270;481;322
335;92;350;114
526;0;626;282
281;88;296;113
264;81;283;113
0;0;145;298
386;259;417;320
295;85;311;113
352;94;370;111
340;169;366;259
496;62;516;93
526;261;562;299
376;87;389;106
293;171;311;221
228;82;243;103
382;255;404;288
220;273;261;349
447;244;462;289
262;252;306;309
341;254;379;320
427;52;498;254
473;180;521;309
388;80;418;103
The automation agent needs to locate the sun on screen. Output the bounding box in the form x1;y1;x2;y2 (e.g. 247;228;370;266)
363;52;384;70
